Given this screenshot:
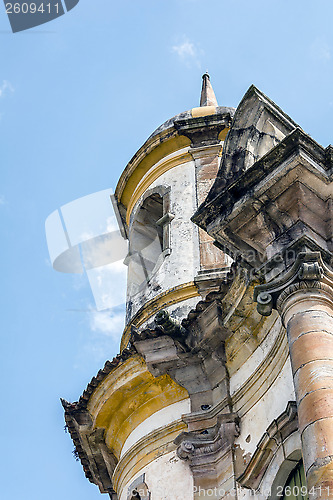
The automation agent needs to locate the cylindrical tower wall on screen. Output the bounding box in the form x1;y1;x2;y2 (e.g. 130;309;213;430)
125;156;201;325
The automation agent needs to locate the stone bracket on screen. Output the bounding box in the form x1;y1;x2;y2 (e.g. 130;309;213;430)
133;304;232;412
174;114;232;147
174;412;240;488
254;251;333;317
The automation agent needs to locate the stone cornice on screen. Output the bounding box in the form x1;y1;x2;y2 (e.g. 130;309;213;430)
61;349;135;412
193;127;332;233
174;112;232;147
121;281;200;351
62;355;189;496
62;404;118;498
192;128;333;280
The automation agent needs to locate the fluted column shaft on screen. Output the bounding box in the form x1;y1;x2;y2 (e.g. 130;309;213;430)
278;282;333;499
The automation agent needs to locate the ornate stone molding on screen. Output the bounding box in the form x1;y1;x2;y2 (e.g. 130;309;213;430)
174;413;240;488
237;401;298;490
121;281;200;351
193;109;333;277
132;295;241;492
62;402;118;499
133;301;232;412
254;251;333;319
276;280;333;315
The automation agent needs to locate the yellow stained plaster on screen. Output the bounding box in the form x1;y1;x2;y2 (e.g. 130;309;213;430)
125;128;229;225
120;282;199;351
116;134;191;211
115;117;230;226
191;105;217;118
218;128;229;141
126;148;192;225
87;355;188;460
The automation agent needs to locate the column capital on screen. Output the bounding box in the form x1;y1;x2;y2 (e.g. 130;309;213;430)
254;251;333;322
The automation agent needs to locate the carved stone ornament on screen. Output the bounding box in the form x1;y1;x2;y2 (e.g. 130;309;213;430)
254;251;333;317
174;413;240;487
192;85;333;279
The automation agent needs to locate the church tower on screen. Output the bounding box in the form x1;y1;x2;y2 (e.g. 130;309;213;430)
116;73;234;351
62;78;333;500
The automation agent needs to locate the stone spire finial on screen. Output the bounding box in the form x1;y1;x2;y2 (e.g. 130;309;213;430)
200;73;218;107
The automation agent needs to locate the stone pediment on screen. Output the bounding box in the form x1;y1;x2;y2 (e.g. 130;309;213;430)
194;124;333;276
203;85;298;205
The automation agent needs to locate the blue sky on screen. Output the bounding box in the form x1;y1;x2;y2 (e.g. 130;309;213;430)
1;1;333;498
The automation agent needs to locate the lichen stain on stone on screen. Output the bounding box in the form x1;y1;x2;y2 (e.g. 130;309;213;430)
307;456;333;489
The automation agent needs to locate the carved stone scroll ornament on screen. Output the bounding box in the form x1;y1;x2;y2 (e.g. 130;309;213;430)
174;413;240;488
254;251;333;318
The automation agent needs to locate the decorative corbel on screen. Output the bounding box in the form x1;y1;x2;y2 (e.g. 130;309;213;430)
174;413;240;488
254;251;333;318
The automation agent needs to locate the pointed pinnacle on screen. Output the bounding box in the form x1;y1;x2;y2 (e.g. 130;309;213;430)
60;397;71;409
200;73;218;107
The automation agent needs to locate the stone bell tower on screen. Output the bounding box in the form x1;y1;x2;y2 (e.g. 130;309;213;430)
115;73;234;351
62;79;332;500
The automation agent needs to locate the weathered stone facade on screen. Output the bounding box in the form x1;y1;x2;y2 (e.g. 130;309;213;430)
63;76;333;500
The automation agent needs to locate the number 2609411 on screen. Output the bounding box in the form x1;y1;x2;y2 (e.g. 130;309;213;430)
5;3;60;14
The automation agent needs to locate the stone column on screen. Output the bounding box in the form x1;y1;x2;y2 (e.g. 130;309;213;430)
256;256;333;499
191;86;333;498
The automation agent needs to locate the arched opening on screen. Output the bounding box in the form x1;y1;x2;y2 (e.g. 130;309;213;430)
127;193;164;294
127;474;151;500
281;461;308;500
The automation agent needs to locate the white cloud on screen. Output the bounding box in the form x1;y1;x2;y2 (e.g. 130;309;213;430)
310;38;331;62
71;304;126;369
89;307;125;341
86;260;127;310
0;195;6;205
172;37;203;67
173;39;196;59
0;80;14;98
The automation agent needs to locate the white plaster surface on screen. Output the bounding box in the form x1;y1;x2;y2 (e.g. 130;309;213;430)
119;450;194;500
234;357;295;457
230;317;281;396
127;158;201;321
120;399;191;458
